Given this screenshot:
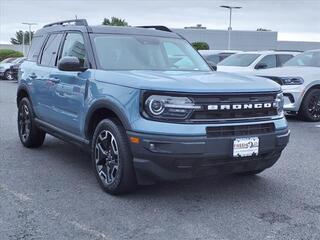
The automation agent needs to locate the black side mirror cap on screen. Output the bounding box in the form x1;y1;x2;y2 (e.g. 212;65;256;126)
58;56;87;72
207;61;217;71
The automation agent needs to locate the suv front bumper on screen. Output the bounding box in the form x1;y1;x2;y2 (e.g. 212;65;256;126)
128;127;290;184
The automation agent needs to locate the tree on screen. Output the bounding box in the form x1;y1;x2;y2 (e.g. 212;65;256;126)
10;30;34;45
102;17;128;26
0;49;24;61
192;42;210;50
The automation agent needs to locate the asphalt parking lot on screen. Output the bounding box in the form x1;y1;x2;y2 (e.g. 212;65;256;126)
0;81;320;240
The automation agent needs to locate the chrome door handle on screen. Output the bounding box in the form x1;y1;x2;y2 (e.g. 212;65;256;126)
29;73;37;79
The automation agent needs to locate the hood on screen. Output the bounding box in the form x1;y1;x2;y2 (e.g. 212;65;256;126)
95;70;280;93
257;66;320;78
0;63;12;69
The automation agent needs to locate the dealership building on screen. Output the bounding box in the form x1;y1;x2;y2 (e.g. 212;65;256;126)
1;27;320;54
173;27;320;51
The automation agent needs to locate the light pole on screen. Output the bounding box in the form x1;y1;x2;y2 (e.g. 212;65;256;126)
220;5;242;50
22;22;37;55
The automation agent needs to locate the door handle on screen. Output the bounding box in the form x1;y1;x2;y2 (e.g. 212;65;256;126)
29;73;37;79
49;78;60;84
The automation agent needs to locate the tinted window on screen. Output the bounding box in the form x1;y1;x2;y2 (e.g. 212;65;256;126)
256;55;276;69
93;34;210;71
27;35;45;61
277;54;293;66
204;54;220;64
218;54;260;67
60;33;87;67
284;51;320;67
40;34;63;66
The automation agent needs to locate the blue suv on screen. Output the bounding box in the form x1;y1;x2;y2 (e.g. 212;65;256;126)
17;19;290;194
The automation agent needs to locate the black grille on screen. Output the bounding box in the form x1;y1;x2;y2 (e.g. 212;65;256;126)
189;93;278;121
206;123;275;138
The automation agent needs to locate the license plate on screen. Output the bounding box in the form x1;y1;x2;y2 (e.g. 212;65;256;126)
233;137;259;157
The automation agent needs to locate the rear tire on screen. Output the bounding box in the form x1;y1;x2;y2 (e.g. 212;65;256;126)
18;97;46;148
91;119;137;195
298;89;320;122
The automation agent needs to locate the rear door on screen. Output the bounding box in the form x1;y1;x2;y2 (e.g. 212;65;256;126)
32;33;63;123
49;32;90;135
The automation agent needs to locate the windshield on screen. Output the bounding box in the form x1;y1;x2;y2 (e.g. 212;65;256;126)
218;54;260;67
93;34;210;71
284;51;320;67
1;58;16;63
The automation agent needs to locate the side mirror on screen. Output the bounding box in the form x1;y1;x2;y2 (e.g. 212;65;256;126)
207;61;217;71
58;56;87;72
255;63;268;70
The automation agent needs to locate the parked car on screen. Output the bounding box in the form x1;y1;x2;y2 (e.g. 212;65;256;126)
0;57;25;80
10;57;26;80
257;50;320;121
199;50;241;65
217;51;299;73
17;19;289;194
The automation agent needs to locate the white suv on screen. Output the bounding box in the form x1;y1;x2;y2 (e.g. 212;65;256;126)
217;51;299;73
257;50;320;121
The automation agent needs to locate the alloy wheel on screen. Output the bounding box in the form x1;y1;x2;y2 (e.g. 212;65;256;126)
95;130;120;185
308;94;320;119
18;104;31;141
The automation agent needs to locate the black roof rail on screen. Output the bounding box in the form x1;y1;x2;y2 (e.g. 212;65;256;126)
43;19;88;28
136;25;172;33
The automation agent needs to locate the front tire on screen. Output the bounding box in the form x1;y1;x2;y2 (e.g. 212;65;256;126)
91;119;137;195
4;70;14;80
298;89;320;122
18;98;46;148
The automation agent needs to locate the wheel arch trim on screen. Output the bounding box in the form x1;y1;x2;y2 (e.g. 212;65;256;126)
84;98;132;139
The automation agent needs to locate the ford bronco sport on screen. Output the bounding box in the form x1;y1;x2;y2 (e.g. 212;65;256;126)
17;19;290;194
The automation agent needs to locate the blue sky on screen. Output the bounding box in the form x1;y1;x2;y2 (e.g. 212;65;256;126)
0;0;319;44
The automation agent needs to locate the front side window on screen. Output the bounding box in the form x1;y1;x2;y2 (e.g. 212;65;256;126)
218;54;260;67
60;33;87;67
256;55;276;69
204;54;220;64
277;54;294;66
92;34;210;71
40;33;63;66
284;51;320;67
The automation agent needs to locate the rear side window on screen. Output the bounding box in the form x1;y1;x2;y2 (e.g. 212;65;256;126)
40;33;63;66
277;54;294;67
27;35;45;61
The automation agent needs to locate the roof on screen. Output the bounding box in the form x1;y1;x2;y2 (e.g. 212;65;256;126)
236;50;300;55
198;50;241;55
36;22;181;39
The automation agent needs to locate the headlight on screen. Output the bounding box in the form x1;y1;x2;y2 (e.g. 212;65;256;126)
281;77;304;85
274;92;284;115
144;95;201;120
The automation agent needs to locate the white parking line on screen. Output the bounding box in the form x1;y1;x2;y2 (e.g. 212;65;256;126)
0;183;31;202
316;125;320;128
